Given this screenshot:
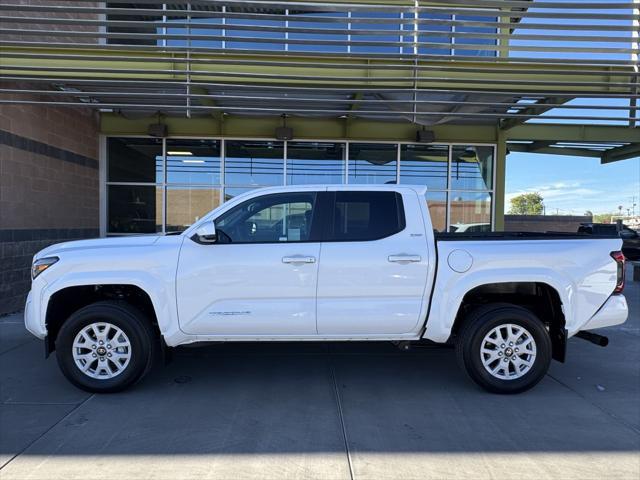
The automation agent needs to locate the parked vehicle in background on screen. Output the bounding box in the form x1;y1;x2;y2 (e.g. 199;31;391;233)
25;185;628;394
448;223;491;233
578;223;640;262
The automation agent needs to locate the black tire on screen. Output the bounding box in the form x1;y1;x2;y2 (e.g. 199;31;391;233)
55;301;156;393
455;303;552;394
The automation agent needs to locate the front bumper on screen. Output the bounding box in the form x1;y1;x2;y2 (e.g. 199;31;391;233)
579;294;628;332
24;289;47;339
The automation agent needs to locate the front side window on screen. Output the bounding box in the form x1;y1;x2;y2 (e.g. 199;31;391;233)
215;192;317;243
328;191;405;241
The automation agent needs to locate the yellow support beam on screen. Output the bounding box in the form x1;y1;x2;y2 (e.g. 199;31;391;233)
99;112;498;142
1;46;635;93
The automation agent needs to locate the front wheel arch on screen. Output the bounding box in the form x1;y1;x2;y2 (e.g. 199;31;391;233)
55;300;157;393
45;284;160;354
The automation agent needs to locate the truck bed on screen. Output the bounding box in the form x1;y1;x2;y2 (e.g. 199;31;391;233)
435;231;616;241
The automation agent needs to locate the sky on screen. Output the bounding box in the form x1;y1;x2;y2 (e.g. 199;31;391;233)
506;153;640;216
505;0;639;217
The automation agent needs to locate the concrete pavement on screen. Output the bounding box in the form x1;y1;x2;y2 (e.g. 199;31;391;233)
1;266;638;479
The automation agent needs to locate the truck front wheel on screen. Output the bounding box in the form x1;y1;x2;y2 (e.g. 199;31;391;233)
55;301;156;393
455;304;552;394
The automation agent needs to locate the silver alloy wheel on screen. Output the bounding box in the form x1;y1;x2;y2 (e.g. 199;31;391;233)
480;323;537;380
72;322;131;379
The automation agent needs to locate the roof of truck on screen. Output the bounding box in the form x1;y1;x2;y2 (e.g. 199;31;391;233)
246;184;429;195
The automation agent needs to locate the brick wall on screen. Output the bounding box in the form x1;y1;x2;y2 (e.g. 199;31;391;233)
0;97;100;314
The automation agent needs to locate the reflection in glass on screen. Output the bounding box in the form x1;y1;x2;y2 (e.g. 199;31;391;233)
449;191;492;233
166;139;221;185
450;145;494;191
225;141;284;186
348;143;397;184
287;142;345;184
108;185;162;234
107;138;162;183
166;187;222;232
217;193;315;243
400;144;449;190
425;191;447;232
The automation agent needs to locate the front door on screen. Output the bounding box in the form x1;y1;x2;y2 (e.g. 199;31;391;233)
176;190;322;336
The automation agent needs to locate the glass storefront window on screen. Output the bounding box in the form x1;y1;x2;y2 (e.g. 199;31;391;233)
400;144;449;190
225;141;284;186
166;139;221;185
166;186;222;232
450;145;494;191
348;143;397;184
287;142;345;185
425;191;447;232
107;185;162;234
449;191;492;233
105;138;496;235
107;138;162;183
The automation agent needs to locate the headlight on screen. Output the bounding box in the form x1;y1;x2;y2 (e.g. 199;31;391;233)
32;256;59;280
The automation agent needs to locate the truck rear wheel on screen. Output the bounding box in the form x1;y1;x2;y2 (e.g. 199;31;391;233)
455;303;551;394
55;301;156;393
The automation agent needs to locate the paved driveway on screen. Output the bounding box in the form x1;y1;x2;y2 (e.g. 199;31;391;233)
1;266;638;479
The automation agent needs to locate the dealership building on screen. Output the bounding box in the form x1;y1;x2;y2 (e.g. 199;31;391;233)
1;0;639;313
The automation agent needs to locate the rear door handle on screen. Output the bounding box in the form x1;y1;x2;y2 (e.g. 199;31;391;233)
282;255;316;265
388;254;422;264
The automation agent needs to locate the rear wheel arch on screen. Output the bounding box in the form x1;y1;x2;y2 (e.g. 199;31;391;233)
455;303;553;394
450;282;567;362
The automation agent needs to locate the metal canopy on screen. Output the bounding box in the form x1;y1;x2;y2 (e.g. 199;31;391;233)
0;0;639;135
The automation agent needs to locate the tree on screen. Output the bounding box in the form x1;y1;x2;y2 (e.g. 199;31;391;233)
593;213;613;224
508;192;544;215
584;210;593;218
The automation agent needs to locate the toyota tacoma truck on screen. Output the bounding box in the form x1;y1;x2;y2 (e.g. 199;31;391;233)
24;185;629;394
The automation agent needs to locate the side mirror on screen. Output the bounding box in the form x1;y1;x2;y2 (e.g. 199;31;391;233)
194;221;217;244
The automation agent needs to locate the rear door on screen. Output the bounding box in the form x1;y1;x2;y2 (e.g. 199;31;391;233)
316;188;431;335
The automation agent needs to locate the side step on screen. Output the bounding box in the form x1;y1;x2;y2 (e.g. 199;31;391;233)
575;331;609;347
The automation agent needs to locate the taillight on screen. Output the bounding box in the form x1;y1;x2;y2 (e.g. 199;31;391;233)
610;251;625;294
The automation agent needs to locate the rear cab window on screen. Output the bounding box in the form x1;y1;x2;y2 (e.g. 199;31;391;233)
326;191;405;242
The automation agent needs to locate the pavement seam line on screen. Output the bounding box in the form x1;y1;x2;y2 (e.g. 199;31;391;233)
328;345;355;480
0;338;37;357
546;373;640;436
0;394;95;472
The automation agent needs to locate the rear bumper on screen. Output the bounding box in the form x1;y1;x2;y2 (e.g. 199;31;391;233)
579;294;628;332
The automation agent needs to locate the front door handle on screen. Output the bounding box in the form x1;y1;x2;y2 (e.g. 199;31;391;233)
388;254;422;264
282;255;316;265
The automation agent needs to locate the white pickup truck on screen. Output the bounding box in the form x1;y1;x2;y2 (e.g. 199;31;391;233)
25;185;628;394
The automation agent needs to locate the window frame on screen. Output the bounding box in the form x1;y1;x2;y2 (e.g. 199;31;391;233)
210;191;325;245
323;190;407;243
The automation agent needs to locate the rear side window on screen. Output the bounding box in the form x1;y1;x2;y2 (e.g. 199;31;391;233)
327;191;405;241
